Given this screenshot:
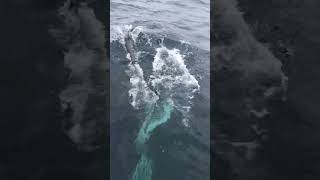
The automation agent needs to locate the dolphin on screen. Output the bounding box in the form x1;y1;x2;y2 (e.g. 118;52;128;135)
124;30;137;63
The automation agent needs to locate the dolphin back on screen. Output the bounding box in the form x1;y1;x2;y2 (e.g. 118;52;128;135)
124;30;137;63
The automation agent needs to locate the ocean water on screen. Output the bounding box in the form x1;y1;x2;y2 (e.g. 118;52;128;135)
110;1;210;180
110;0;210;51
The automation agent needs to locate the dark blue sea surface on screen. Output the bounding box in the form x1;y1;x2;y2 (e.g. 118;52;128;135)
110;1;210;180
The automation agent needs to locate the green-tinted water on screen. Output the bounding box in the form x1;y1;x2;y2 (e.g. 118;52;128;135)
133;100;174;180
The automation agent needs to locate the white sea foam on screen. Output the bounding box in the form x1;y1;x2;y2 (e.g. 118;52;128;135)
110;25;132;44
126;63;159;109
119;28;202;179
110;25;144;45
122;28;199;127
150;46;200;126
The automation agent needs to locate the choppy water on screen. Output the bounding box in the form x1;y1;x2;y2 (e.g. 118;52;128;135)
110;1;210;180
110;0;210;51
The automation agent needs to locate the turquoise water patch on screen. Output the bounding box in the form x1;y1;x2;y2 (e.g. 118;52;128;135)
133;100;173;180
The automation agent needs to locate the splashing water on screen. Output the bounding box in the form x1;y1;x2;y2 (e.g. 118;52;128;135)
115;26;200;180
126;63;159;109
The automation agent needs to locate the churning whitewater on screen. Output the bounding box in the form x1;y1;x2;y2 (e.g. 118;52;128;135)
112;26;200;180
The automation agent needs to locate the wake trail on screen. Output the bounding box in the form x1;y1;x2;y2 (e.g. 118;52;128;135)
113;25;199;180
